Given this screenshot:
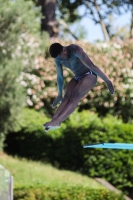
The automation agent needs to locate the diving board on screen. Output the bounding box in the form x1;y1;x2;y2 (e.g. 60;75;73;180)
83;143;133;150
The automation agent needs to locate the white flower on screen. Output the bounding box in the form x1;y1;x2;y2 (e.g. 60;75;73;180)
27;97;33;106
2;49;6;54
27;88;32;95
113;43;121;49
20;81;27;87
0;42;4;47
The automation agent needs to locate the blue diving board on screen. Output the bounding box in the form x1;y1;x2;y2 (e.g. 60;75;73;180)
83;143;133;150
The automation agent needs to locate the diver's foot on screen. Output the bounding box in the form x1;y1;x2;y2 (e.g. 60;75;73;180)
43;125;60;132
43;121;61;132
43;120;61;132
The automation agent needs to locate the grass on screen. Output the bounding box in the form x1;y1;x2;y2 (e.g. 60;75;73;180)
0;152;105;189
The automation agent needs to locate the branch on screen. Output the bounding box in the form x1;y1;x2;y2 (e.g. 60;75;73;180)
58;19;78;40
93;0;110;41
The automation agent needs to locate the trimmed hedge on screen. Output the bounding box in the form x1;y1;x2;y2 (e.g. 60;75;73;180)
4;108;133;198
14;185;125;200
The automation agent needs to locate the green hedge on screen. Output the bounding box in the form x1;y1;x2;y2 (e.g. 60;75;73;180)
4;108;133;197
14;185;125;200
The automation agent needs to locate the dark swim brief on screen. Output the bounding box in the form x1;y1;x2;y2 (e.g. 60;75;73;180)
73;71;97;82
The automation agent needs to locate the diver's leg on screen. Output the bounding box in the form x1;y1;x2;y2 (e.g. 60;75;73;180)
52;78;78;119
45;74;97;127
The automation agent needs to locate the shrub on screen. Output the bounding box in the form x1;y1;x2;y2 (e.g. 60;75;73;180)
14;185;125;200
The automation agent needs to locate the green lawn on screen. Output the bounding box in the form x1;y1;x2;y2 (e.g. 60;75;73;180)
0;152;105;189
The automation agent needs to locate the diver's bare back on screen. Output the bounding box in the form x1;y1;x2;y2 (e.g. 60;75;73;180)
55;44;91;76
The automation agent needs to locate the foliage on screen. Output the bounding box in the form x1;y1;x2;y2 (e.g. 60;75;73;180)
14;185;125;200
57;0;82;23
0;0;48;150
20;39;133;122
4;108;133;198
28;0;132;40
57;0;127;40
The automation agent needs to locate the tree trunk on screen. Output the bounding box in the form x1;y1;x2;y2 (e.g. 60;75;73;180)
94;0;110;41
129;4;133;39
37;0;59;38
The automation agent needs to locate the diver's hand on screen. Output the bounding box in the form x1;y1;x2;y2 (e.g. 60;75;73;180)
106;79;115;95
52;95;62;108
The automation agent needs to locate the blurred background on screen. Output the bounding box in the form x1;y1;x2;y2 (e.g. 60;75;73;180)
0;0;133;199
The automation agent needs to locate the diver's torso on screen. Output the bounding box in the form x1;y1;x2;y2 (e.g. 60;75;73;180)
62;46;91;76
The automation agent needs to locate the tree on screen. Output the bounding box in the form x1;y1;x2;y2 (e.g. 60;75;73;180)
129;3;133;38
56;0;130;41
0;0;47;150
120;0;133;38
30;0;120;40
34;0;59;38
57;0;112;41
